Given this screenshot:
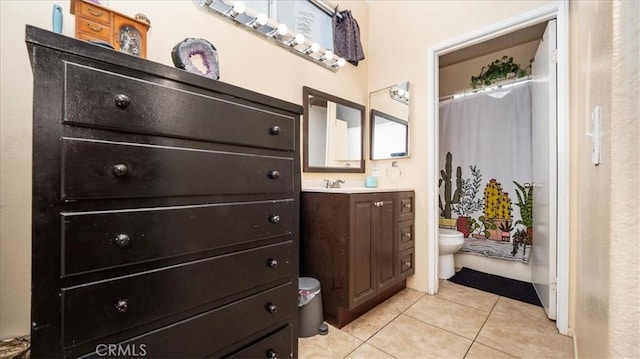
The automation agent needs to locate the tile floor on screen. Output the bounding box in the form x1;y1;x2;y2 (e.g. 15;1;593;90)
299;280;574;359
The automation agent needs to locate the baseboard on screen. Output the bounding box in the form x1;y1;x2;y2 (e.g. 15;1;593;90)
570;328;578;359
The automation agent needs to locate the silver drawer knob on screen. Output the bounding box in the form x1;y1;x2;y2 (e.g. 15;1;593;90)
265;303;277;314
113;233;131;247
268;170;280;179
404;261;411;267
267;258;278;268
403;232;412;238
269;214;280;223
114;298;129;313
403;203;412;209
266;349;278;359
112;163;128;177
114;94;130;108
270;125;281;135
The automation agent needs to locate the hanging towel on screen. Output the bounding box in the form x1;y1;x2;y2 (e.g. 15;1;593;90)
333;9;365;66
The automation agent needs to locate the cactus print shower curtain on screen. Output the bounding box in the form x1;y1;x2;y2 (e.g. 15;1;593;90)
439;81;533;262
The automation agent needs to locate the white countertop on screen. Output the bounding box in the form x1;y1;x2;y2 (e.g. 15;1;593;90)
301;180;413;193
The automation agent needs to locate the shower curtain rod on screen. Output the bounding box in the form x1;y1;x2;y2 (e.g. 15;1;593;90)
439;76;532;102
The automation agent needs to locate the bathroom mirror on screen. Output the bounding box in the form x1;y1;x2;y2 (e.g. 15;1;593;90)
303;86;365;173
369;81;410;160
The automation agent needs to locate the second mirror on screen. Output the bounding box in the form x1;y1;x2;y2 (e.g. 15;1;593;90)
369;82;410;160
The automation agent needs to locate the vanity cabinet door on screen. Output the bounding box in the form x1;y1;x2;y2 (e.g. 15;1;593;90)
375;196;397;293
350;196;376;307
348;193;397;308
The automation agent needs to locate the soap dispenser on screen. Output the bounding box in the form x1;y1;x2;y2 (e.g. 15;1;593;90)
365;162;379;188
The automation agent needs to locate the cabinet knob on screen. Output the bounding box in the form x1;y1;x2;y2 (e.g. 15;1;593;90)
266;349;278;359
403;261;412;267
112;163;129;177
114;298;129;313
374;201;384;207
403;232;412;238
113;233;131;247
403;203;412;209
265;303;277;314
267;258;278;269
114;94;131;109
269;214;280;223
270;125;281;135
268;170;280;179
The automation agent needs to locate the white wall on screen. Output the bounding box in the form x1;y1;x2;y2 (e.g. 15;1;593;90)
0;0;369;339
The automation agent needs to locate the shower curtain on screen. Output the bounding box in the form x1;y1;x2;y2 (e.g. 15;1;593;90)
439;81;533;262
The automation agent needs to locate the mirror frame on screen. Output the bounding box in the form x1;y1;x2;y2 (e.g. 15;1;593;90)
369;109;409;160
303;86;366;173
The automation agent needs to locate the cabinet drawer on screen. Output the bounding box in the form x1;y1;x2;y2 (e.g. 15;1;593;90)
229;325;292;359
398;221;414;252
83;283;295;358
62;199;295;276
76;19;111;41
398;193;414;221
62;138;293;200
77;2;112;25
399;249;414;279
62;241;294;347
64;63;295;151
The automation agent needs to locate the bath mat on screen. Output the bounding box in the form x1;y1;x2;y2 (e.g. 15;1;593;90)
448;267;542;307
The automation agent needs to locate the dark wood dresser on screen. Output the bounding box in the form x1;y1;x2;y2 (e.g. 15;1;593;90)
301;190;415;328
26;25;301;358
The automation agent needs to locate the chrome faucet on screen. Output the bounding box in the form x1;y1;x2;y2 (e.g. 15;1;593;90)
324;179;345;188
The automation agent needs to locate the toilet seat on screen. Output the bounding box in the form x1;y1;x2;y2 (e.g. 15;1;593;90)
439;229;464;239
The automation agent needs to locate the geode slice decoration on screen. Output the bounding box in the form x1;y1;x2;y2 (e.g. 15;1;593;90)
171;38;220;80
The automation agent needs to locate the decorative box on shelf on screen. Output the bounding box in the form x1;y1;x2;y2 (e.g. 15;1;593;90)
70;0;150;58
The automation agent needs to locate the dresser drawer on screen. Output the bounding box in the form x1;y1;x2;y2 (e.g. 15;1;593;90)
77;2;112;25
229;325;292;359
62;138;293;200
63;63;295;151
398;220;414;252
76;19;111;42
78;283;295;358
62;199;295;276
62;241;294;347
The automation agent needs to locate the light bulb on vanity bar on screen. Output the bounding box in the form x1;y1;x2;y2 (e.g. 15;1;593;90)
268;23;288;38
286;33;305;47
225;0;246;17
303;42;320;54
331;57;346;68
248;13;268;28
319;50;333;62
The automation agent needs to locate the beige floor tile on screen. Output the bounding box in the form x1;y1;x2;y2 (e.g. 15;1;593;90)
345;343;396;359
464;342;516;359
342;301;400;341
368;314;472;359
437;280;499;313
298;324;362;359
404;294;489;339
476;297;574;358
380;287;425;313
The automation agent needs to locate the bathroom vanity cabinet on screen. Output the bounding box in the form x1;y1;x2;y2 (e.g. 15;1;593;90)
27;26;301;357
301;190;414;328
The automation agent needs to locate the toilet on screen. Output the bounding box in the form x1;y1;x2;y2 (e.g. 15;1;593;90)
438;229;465;279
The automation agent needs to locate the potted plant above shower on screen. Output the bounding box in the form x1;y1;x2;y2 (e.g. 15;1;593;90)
470;56;532;89
452;165;483;238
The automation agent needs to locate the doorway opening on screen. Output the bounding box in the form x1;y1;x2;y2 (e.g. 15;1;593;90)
426;2;569;335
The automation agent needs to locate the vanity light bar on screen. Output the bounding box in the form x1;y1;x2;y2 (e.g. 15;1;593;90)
196;0;345;72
